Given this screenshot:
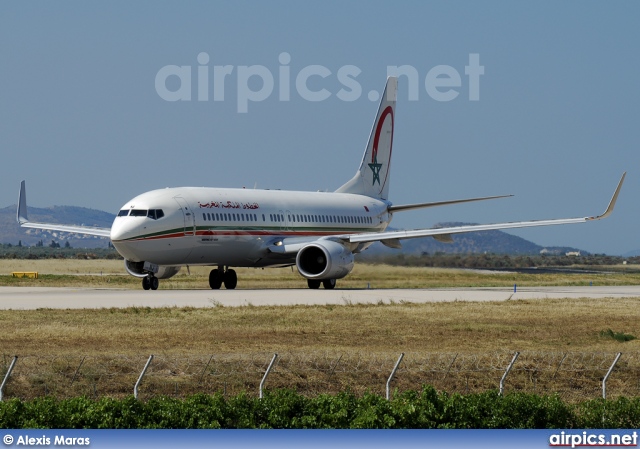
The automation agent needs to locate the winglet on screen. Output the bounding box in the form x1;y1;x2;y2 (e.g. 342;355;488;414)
17;180;29;224
589;172;625;221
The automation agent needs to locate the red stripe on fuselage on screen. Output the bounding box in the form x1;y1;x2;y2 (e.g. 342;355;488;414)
116;229;371;242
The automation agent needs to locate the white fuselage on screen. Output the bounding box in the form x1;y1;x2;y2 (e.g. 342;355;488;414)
110;187;391;267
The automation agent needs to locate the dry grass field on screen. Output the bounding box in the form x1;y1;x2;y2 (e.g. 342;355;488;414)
2;297;640;355
2;260;640;400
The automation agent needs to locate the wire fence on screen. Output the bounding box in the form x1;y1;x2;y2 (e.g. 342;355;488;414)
3;351;640;402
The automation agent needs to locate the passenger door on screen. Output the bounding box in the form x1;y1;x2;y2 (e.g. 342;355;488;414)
174;197;196;236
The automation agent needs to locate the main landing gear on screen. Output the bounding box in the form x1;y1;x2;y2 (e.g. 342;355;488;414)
307;279;336;290
209;267;237;290
142;275;159;291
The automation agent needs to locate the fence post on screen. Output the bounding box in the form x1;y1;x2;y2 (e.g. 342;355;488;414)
0;356;18;402
329;354;343;377
260;353;278;399
70;356;86;385
443;353;458;380
603;352;622;400
134;355;154;400
199;355;214;384
386;353;404;400
552;353;568;379
499;351;520;396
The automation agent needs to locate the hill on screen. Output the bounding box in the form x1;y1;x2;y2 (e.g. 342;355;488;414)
0;205;114;249
360;222;586;257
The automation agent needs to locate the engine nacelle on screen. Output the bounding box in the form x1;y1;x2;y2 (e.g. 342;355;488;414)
296;240;354;280
124;259;181;279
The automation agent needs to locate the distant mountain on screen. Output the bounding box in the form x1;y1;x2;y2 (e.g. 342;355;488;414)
0;205;114;248
622;249;640;257
359;222;587;256
0;205;587;255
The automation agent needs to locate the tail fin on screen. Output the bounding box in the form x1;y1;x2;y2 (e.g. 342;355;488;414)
336;76;397;200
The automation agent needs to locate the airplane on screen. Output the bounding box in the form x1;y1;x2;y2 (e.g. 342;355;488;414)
16;77;625;291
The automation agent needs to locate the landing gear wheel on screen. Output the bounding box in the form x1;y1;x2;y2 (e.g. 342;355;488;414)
224;269;237;290
307;279;321;289
209;269;223;289
322;279;336;290
142;277;151;290
150;276;159;291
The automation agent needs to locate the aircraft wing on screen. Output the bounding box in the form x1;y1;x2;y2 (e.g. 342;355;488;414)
346;172;625;246
17;181;112;238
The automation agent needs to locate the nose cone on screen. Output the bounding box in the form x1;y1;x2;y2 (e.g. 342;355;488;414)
110;217;134;242
110;217;144;261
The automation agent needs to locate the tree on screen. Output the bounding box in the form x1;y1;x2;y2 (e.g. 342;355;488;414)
64;241;71;248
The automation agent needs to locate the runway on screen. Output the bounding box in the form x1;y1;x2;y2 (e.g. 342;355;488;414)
1;285;639;309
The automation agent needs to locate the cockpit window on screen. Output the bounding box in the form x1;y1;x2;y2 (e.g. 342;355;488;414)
148;209;164;220
122;209;164;219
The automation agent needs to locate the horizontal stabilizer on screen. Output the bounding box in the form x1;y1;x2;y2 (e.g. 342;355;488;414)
388;194;513;213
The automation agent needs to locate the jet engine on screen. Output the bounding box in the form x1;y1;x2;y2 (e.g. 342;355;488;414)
296;240;354;280
124;259;181;279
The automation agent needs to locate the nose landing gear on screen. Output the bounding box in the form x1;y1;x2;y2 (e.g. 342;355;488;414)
142;275;159;291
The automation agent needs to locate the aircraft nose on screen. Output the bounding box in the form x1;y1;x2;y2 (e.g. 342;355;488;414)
110;220;126;242
110;218;140;242
110;219;141;261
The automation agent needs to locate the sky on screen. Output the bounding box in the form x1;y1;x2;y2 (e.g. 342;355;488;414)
1;1;638;255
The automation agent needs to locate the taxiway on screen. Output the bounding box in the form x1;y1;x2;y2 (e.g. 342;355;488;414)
0;286;639;309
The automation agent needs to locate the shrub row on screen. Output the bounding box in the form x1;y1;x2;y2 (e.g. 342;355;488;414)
2;387;640;429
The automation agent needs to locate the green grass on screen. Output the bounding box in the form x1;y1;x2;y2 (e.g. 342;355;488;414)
600;329;637;342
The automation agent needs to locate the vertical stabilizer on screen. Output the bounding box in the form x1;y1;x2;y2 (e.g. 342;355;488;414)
336;76;397;200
